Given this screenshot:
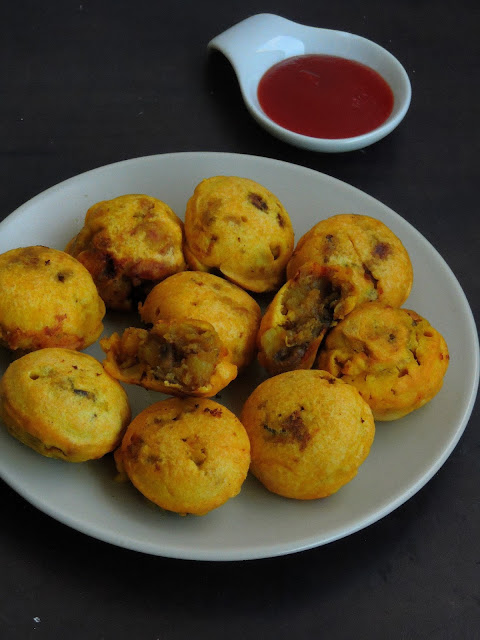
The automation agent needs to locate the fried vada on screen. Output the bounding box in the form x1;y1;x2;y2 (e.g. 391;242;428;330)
65;194;186;310
240;369;375;500
115;397;251;515
0;348;131;462
257;261;374;375
139;271;261;370
0;245;105;352
183;176;294;292
101;319;237;397
316;302;450;420
287;214;413;308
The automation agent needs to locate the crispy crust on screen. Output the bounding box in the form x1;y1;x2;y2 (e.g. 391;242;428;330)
183;176;294;292
240;369;375;500
0;246;105;352
115;397;251;515
0;348;131;462
317;302;450;420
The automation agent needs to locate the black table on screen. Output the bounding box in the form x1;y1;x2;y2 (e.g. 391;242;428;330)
2;2;479;638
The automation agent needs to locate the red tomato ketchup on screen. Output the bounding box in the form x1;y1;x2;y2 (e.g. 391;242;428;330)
257;54;394;139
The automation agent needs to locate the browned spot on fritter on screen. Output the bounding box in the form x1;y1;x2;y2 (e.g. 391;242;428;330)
263;410;311;450
73;387;95;399
126;434;144;462
201;198;222;227
202;213;216;227
138;197;155;213
282;410;311;449
321;234;336;262
224;215;242;225
248;193;268;211
203;407;223;417
206;235;218;255
56;270;73;282
146;453;163;471
372;242;391;259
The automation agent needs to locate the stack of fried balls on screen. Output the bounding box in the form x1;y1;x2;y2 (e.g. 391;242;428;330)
0;176;449;515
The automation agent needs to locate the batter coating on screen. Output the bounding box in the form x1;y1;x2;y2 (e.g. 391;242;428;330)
257;261;375;375
183;176;294;292
0;348;131;462
66;194;186;310
0;246;105;352
101;319;237;397
240;369;375;500
317;302;450;420
115;397;251;515
287;214;413;308
139;271;261;369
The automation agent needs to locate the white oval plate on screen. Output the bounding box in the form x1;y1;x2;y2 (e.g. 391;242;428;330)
0;152;478;561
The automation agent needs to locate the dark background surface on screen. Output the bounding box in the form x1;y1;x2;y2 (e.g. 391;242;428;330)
1;1;479;638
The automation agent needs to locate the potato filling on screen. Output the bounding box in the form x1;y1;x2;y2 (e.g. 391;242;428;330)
274;274;340;368
114;322;222;392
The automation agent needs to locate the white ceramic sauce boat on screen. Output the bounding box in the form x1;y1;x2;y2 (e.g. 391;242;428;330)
208;14;411;152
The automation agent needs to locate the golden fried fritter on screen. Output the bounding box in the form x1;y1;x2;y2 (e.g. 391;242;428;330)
257;261;375;375
139;271;261;369
0;348;131;462
115;397;251;515
240;369;375;500
0;246;105;352
101;319;237;397
66;194;186;310
183;176;294;292
317;302;449;420
287;214;413;307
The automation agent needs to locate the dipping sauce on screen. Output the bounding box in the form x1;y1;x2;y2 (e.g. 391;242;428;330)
257;54;394;139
